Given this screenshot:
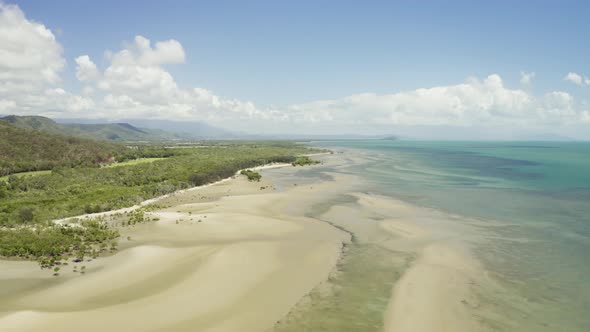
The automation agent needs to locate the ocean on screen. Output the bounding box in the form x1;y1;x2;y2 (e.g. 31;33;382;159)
312;140;590;331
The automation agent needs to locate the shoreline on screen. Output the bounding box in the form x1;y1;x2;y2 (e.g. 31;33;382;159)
54;162;293;225
0;157;351;332
0;151;490;332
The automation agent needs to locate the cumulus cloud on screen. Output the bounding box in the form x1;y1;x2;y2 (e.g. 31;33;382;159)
520;71;535;85
94;36;186;104
0;3;64;84
74;55;100;81
0;3;92;115
81;36;588;135
67;35;589;135
278;75;572;131
76;35;263;123
563;72;590;86
131;35;185;65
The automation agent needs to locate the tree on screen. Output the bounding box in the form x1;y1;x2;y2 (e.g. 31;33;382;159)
19;207;34;223
0;182;8;199
75;244;87;262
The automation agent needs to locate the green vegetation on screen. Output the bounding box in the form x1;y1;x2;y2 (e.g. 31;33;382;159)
0;119;179;177
0;120;124;176
0;123;321;270
0;219;119;268
240;169;262;182
292;156;321;166
1;142;315;226
0;170;52;182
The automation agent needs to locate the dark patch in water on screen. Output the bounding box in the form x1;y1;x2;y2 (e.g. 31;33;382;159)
273;243;411;332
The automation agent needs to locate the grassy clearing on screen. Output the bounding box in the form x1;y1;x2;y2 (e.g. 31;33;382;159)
0;170;52;182
104;158;167;168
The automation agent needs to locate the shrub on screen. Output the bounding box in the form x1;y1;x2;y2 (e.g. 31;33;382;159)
240;170;262;182
292;156;321;166
18;207;34;223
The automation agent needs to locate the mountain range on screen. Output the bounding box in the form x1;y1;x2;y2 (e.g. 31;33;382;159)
0;115;232;142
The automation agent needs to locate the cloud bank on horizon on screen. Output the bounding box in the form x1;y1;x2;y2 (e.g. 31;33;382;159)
1;3;589;139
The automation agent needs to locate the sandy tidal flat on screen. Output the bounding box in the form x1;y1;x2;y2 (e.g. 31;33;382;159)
0;172;349;332
0;154;494;332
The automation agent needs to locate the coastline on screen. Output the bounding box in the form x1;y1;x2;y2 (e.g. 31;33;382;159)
53;162;293;225
0;158;351;332
273;188;490;331
0;151;491;332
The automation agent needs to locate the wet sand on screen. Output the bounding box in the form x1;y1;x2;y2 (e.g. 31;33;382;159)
0;153;492;332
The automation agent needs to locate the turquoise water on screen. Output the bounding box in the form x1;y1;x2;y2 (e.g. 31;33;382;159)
314;140;590;331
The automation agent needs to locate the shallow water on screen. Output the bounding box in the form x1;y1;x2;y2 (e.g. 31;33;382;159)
273;191;413;332
274;242;408;332
311;140;590;331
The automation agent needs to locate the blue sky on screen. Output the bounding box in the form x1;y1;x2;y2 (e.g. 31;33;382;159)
2;1;590;138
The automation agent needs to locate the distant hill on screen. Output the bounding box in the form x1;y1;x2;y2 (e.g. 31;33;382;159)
120;118;234;139
1;115;182;141
56;118;234;139
1;115;63;133
0;120;124;176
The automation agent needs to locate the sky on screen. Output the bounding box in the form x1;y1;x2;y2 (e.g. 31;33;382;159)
1;0;590;139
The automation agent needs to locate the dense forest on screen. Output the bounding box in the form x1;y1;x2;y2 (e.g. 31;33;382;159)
0;144;310;226
0;121;125;176
0;120;180;176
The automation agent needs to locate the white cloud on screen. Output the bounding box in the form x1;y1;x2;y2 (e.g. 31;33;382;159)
564;72;587;86
0;99;16;112
0;3;93;116
74;39;589;135
84;37;588;135
520;71;535;85
279;75;537;129
81;86;95;96
132;36;185;66
1;4;589;138
0;3;64;84
74;55;100;81
96;36;184;104
79;38;589;134
77;35;264;123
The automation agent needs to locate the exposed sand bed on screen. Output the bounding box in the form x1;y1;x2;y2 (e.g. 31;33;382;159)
0;166;350;332
0;153;492;332
383;243;484;332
